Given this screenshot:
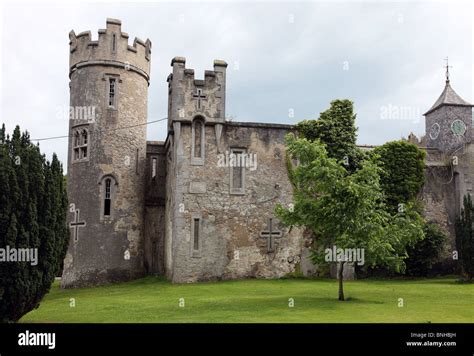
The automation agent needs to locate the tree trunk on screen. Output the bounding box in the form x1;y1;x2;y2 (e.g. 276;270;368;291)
338;261;345;301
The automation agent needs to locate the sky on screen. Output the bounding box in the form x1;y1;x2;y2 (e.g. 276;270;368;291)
0;0;472;169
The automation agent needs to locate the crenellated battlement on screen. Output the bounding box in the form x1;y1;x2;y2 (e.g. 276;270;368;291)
167;57;227;87
167;57;227;125
69;18;152;83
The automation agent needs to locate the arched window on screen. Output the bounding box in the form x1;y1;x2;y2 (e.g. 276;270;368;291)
104;179;111;216
191;116;205;165
72;127;89;162
99;175;117;220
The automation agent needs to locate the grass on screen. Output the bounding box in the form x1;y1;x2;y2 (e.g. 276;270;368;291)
20;276;473;323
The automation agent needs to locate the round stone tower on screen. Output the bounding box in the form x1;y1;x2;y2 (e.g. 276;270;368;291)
61;18;152;288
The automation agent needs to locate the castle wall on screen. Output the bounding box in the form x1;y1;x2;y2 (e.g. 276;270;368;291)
421;142;474;262
420;165;457;255
167;121;308;283
143;142;166;275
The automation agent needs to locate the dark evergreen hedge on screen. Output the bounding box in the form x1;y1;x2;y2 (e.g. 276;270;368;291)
0;124;69;322
405;222;446;276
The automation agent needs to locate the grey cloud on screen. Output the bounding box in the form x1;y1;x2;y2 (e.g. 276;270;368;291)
1;2;471;169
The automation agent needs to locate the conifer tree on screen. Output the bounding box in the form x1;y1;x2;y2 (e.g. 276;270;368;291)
0;125;69;322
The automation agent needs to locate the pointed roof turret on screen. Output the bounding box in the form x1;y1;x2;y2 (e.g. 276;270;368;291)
424;59;473;115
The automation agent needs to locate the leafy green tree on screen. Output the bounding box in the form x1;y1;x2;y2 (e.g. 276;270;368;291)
296;99;365;172
0;125;69;322
371;141;425;210
455;195;474;281
368;141;446;278
276;135;424;300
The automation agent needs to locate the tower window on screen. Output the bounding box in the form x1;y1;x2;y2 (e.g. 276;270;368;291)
99;175;117;220
104;179;111;216
72;127;89;162
108;78;116;108
191;116;205;165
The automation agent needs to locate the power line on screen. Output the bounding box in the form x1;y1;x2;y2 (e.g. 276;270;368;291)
31;118;167;142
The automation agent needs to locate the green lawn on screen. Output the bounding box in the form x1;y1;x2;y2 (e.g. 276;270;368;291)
20;277;473;323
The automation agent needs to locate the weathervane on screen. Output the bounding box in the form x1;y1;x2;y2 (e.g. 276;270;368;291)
444;57;452;83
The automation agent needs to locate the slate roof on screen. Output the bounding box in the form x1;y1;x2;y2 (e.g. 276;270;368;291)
424;80;473;115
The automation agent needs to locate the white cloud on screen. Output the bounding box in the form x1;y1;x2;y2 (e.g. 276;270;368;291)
0;1;472;170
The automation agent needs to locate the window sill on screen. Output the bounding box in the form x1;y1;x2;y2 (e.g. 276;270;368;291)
191;251;201;258
72;158;89;163
191;158;204;166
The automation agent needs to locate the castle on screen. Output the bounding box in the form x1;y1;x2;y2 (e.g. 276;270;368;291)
61;19;473;287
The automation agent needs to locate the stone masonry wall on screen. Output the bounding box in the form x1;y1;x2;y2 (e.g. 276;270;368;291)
167;121;308;283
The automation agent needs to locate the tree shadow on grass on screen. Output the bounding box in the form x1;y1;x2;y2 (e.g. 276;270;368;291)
169;295;386;314
424;279;474;286
342;297;385;305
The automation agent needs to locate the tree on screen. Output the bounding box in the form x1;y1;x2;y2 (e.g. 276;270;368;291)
0;125;69;322
296;99;365;172
276;135;424;300
371;141;425;210
405;222;446;276
455;195;474;281
368;141;442;276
